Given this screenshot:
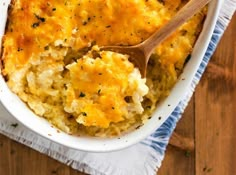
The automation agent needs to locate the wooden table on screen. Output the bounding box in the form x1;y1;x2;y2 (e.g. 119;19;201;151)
0;14;235;175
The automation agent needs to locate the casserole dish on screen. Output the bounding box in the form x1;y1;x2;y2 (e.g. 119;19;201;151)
0;0;222;152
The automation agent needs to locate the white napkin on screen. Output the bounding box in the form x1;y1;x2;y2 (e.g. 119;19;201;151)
0;1;235;175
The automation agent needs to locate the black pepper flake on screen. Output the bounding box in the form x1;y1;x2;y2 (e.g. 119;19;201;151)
79;92;86;97
17;48;23;52
81;112;87;116
34;14;46;23
112;107;115;110
44;46;49;50
180;29;188;36
158;0;165;5
98;73;102;75
202;166;212;173
32;22;40;28
106;25;111;28
68;115;73;119
10;149;15;155
203;167;207;172
52;8;56;11
124;96;132;103
11;123;18;128
83;21;87;25
98;89;101;95
158;116;162;120
184;54;191;65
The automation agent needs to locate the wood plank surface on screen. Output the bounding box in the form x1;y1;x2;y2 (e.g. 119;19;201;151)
0;13;235;175
195;13;236;175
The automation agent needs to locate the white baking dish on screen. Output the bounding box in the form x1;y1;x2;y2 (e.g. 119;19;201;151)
0;0;222;152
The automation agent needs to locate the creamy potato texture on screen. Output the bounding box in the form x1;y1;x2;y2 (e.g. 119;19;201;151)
1;0;206;136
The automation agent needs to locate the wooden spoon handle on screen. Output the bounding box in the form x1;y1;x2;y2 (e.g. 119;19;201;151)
141;0;211;58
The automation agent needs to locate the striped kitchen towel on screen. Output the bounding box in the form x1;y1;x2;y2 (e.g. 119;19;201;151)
0;0;235;175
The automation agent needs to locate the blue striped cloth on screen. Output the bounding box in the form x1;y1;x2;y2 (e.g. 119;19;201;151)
0;1;235;175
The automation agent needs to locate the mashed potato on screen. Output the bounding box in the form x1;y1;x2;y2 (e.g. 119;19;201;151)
1;0;206;136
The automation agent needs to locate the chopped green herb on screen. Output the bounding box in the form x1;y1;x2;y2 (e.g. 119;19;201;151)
185;150;191;157
207;168;212;173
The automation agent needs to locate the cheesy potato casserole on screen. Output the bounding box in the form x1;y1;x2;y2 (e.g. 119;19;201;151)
1;0;206;136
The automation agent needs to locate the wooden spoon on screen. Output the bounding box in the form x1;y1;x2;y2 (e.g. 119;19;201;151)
101;0;211;77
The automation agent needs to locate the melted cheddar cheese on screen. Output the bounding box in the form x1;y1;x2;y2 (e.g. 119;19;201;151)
64;47;148;128
3;0;166;75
